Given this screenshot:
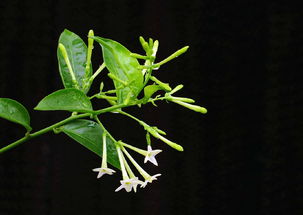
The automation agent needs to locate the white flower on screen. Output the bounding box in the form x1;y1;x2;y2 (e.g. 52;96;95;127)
121;147;161;188
92;167;115;178
93;133;115;178
144;145;162;166
130;177;144;192
115;146;144;192
141;174;162;188
115;177;143;193
120;142;162;166
115;179;134;192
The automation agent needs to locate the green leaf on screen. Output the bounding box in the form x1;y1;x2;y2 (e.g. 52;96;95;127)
92;36;144;104
143;85;162;102
0;98;31;131
35;89;93;113
61;119;120;169
57;29;92;93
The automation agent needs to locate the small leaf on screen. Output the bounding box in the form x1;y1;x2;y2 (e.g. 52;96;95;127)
0;98;31;131
92;36;144;104
61;119;120;169
35;89;93;113
143;85;162;102
57;29;92;93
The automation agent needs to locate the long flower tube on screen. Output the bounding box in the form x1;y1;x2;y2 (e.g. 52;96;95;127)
121;147;161;188
115;146;143;192
120;142;162;166
120;151;143;192
92;132;115;178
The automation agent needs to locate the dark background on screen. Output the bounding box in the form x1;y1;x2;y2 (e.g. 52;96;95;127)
0;1;302;214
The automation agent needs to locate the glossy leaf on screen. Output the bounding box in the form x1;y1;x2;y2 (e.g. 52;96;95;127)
61;119;120;169
92;36;144;104
0;98;31;131
57;29;92;93
143;85;162;102
35;89;93;113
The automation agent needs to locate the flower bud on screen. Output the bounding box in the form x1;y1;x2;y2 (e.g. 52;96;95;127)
172;100;207;114
170;96;195;103
170;85;184;95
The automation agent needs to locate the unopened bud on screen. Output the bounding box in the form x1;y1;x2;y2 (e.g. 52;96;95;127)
170;96;195;103
172;100;207;114
150;76;172;92
170;85;184;94
154;46;189;68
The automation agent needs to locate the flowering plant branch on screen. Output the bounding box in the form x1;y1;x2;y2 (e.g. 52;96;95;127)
0;29;207;192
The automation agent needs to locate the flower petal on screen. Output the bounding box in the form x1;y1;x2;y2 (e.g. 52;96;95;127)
144;146;162;166
115;184;125;192
92;168;101;172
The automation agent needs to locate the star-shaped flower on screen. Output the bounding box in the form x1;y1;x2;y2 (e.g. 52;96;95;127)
141;174;161;188
115;177;143;192
144;145;162;166
129;177;144;192
120;147;162;189
92;132;116;179
119;142;162;166
115;179;133;192
92;167;116;178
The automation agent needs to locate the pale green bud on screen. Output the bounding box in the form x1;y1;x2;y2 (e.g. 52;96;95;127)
172;100;207;114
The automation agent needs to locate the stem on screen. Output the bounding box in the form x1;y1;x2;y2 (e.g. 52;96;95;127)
94;115;117;144
121;147;150;179
97;95;117;101
138;40;159;93
0;113;90;154
118;110;143;124
89;63;106;83
120;142;147;156
94;103;126;115
0;95;169;154
0;136;30;155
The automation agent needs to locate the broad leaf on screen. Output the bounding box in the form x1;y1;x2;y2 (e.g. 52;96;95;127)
92;36;144;104
143;85;162;103
0;98;31;131
61;119;120;169
58;29;92;93
35;89;93;113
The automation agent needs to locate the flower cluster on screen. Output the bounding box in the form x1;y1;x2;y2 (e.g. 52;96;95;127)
87;34;208;192
92;132;163;192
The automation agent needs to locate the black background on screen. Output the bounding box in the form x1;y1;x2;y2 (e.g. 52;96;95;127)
0;1;302;215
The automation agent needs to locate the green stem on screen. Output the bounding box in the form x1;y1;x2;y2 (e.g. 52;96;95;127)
0;113;90;154
94;103;126;115
89;63;106;84
0;95;169;154
120;142;147;156
118;110;143;124
0;135;30;155
138;40;159;93
118;110;151;133
94;115;117;144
